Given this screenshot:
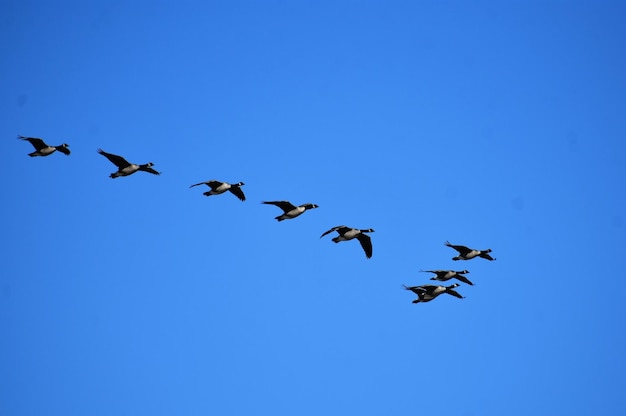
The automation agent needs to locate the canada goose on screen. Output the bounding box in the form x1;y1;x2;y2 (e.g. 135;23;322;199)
190;180;246;201
420;269;474;285
445;241;495;261
18;135;70;157
97;149;160;178
403;283;464;304
262;200;318;221
320;226;374;258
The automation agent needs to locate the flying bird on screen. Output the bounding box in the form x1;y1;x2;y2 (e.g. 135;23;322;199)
420;269;473;285
97;149;160;178
320;226;374;258
261;200;318;221
403;283;465;304
190;180;246;201
18;135;70;157
445;241;495;261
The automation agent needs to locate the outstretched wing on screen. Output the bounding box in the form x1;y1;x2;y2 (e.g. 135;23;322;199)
262;200;296;212
18;135;46;150
479;252;495;261
403;284;428;296
356;233;373;258
98;149;131;168
454;274;474;286
138;165;160;175
445;241;471;255
228;185;246;201
190;180;221;188
446;289;465;299
320;226;345;238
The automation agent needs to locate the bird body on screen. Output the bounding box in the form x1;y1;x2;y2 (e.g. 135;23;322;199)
18;135;70;157
262;200;318;221
190;180;246;201
445;241;495;261
320;226;374;258
97;149;160;178
421;269;473;285
403;283;464;303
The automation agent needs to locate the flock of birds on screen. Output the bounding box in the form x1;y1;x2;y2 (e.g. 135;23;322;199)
403;241;495;304
18;134;496;305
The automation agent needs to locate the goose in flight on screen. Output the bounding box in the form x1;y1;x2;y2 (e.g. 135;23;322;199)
190;180;246;201
261;200;318;221
18;135;70;157
97;149;160;178
403;283;465;304
445;241;495;261
320;226;374;258
420;269;474;285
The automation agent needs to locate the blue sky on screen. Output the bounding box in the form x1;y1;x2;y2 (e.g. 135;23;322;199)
2;1;626;415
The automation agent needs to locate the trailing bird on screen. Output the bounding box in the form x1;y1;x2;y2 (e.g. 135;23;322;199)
403;283;465;304
97;149;160;178
320;226;374;258
262;200;318;221
190;180;246;201
18;135;70;157
420;269;474;285
445;241;495;261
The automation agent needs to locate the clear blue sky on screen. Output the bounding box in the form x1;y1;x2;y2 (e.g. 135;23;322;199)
2;1;626;415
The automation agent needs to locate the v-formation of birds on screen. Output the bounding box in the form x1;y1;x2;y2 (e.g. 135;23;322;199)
19;135;496;303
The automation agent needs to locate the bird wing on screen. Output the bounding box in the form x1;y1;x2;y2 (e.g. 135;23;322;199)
403;284;429;295
18;136;46;150
418;285;439;295
446;289;465;299
356;233;373;258
480;252;495;261
138;165;161;175
189;181;209;188
228;185;246;201
320;226;345;238
403;284;424;295
262;201;296;212
98;149;131;168
454;275;474;286
206;180;225;190
445;241;471;255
